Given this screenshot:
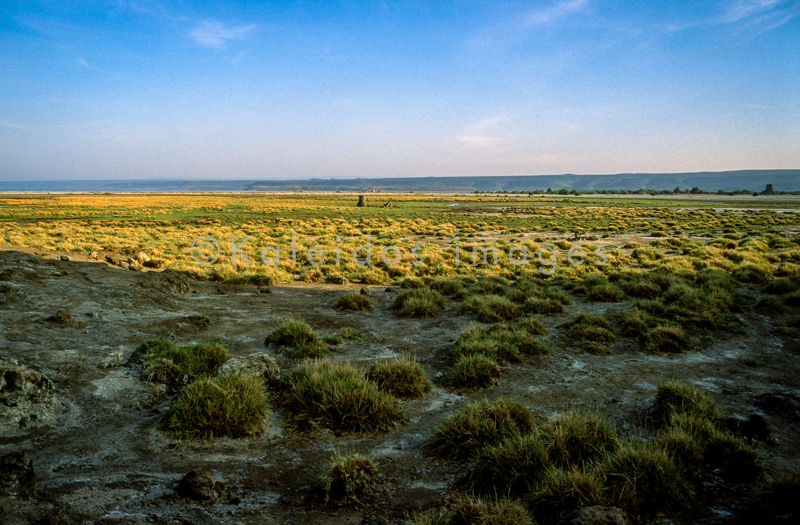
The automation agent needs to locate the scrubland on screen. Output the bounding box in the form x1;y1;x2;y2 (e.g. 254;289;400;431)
1;192;799;524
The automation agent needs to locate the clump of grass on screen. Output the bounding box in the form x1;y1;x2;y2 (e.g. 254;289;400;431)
527;465;607;524
645;325;691;354
288;339;331;358
266;318;318;347
450;353;501;389
653;380;723;427
517;316;548;336
368;355;432;399
335;292;373;311
561;313;617;346
543;410;618;467
517;282;571;314
571;274;626;302
133;339;229;389
737;472;800;525
410;494;533;525
602;441;694;518
427;398;536;460
460;294;520;323
743;357;761;367
392;288;446;317
430;276;471;298
756;295;786;314
764;276;800;295
161;372;268;440
320;451;380;507
338;326;364;340
620;307;654;338
734;263;774;283
454;323;550;363
284;359;403;433
399;276;425;289
468;432;550;494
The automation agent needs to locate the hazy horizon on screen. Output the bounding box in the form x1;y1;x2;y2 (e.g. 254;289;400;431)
2;1;799;181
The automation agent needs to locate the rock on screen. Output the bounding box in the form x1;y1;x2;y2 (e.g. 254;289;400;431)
143;258;167;269
98;351;124;369
360;287;369;296
88;251;101;260
155;270;191;294
176;467;223;502
741;414;771;441
132;252;150;263
0;452;36;497
0;359;57;437
754;392;800;421
566;506;629;525
0;283;26;308
218;353;280;383
59;255;69;261
46;309;86;329
327;276;348;285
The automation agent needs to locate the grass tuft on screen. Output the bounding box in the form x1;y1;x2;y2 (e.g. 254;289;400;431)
335;292;374;311
393;288;446;317
368;355;432;399
427;398;536;460
161;372;268;440
450;353;501;389
320;451;380;507
285;359;403;433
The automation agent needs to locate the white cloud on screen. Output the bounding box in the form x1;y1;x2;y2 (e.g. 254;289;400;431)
523;0;589;26
715;0;799;30
190;20;257;48
457;116;511;151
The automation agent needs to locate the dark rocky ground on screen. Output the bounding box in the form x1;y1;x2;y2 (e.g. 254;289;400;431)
1;248;799;524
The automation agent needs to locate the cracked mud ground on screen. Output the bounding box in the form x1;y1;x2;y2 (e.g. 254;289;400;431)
1;247;799;524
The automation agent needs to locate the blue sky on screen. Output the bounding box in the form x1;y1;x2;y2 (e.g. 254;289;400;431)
1;0;798;180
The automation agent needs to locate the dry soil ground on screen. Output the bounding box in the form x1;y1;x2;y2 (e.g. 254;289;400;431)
1;247;799;524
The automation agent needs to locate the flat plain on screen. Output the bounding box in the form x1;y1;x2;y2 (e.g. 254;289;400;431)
1;192;799;524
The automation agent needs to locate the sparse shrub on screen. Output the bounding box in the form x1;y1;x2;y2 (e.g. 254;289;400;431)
645;325;691;354
288;339;331;359
703;429;762;482
134;339;229;388
410;494;533;525
524;296;564;314
737;471;800;525
468;432;551;493
337;326;364;340
266;318;317;347
335;292;373;311
734;263;774;283
455;323;550;362
393;288;446;317
460;294;520;323
517;316;548;336
427;398;536;460
554;240;572;250
602;441;694;518
285;359;403;432
764;276;800;295
653;380;723;427
369;355;432;399
450;353;501;389
430;276;470;298
399;276;425;289
585;283;627;302
562;313;617;345
620;307;653;338
320;451;380;507
756;295;785;314
527;465;607;524
161;372;268;440
543;410;618;467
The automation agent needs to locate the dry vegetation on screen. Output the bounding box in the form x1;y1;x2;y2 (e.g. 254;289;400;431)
2;192;800;523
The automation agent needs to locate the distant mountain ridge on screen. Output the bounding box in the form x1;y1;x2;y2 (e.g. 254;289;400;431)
1;170;798;192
